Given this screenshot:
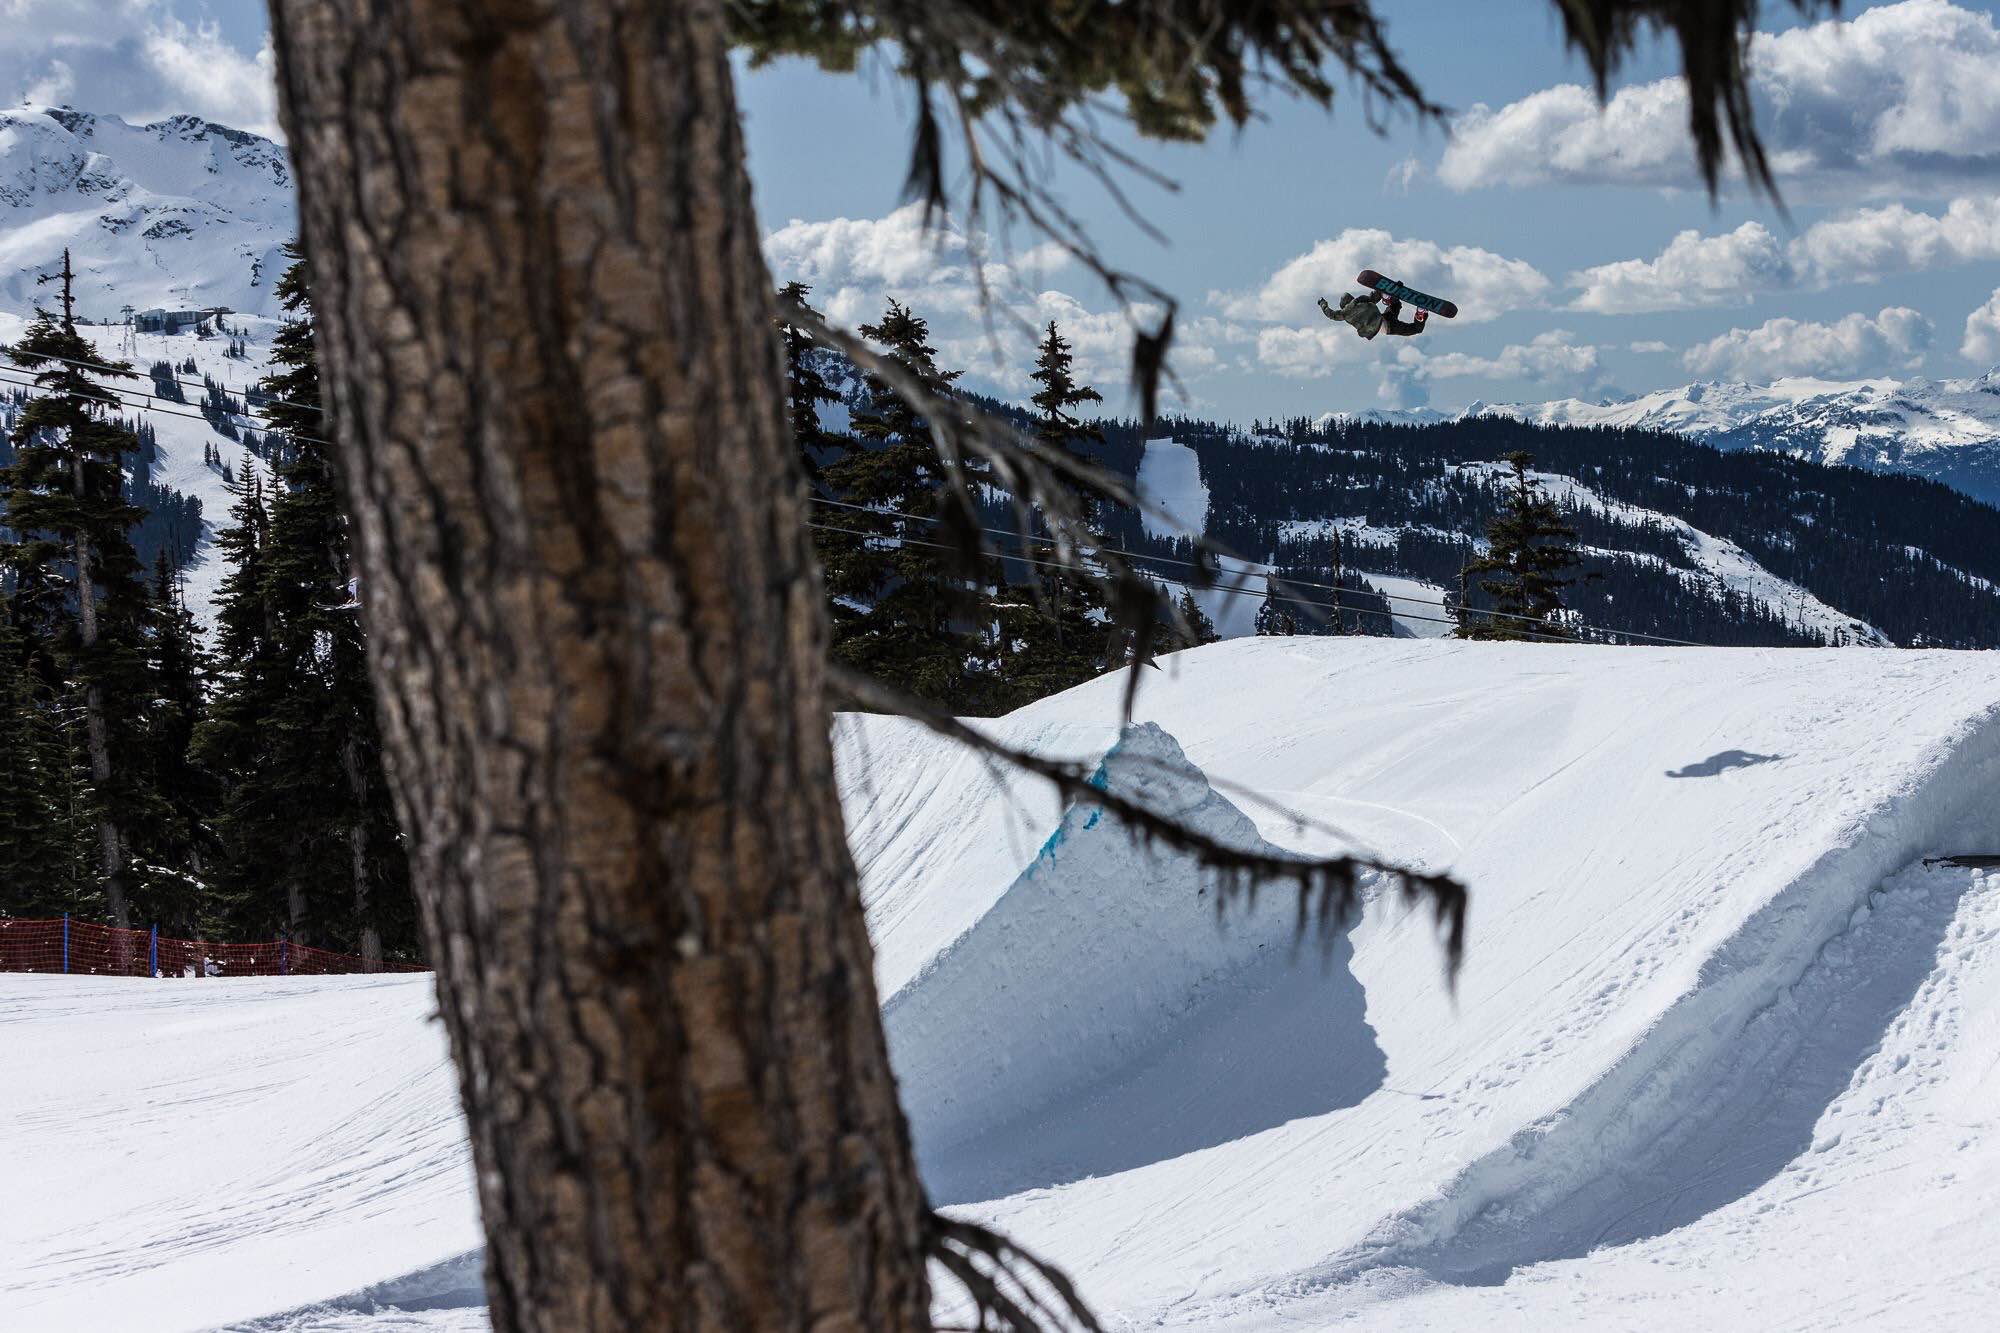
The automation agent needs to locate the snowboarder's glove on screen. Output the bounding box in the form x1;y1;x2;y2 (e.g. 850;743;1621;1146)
1317;296;1335;316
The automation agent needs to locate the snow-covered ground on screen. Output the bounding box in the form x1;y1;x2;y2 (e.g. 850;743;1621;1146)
1360;570;1453;637
1135;437;1209;541
0;973;476;1333
0;106;293;319
7;639;2000;1331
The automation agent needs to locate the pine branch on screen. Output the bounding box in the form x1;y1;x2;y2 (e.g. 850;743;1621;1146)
828;665;1468;976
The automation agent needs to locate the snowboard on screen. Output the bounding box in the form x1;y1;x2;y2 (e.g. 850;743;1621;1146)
1356;269;1458;319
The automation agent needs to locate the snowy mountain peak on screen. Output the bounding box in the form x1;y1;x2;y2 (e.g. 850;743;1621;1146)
0;105;293;319
1409;369;2000;507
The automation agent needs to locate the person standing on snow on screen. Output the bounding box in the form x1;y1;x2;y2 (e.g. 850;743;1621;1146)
1320;292;1427;340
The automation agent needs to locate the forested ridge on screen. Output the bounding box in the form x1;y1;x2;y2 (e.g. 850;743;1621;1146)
1061;410;2000;649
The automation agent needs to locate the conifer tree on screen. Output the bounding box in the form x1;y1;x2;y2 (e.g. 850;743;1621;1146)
0;609;87;912
259;245;412;960
1028;321;1106;523
1171;589;1220;648
992;320;1117;707
134;555;211;935
818;300;1001;707
776;281;841;484
1254;577;1301;637
0;249;156;930
195;245;415;959
1459;451;1585;641
193;466;284;938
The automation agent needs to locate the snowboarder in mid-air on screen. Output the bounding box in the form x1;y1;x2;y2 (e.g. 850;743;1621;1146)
1320;291;1427;340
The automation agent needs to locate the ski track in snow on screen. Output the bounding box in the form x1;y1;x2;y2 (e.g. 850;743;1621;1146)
8;640;2000;1330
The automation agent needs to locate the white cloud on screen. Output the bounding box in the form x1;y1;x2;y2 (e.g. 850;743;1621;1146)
1791;196;2000;283
1358;332;1610;407
764;206;1228;401
140;20;279;140
1628;340;1672;354
1682;306;1933;380
1440;0;2000;196
21;58;74;106
1962;290;2000;363
0;4;282;139
1569;222;1797;314
1218;228;1550;327
764;204;1066;293
1253;325;1371;380
1440;80;1691;193
1419;330;1603;384
1567;196;2000;314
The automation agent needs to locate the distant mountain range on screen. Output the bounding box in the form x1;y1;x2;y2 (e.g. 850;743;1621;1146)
1340;373;2000;508
0;105;294;319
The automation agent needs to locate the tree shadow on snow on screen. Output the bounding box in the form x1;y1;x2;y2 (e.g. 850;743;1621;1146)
913;931;1386;1207
1665;750;1786;779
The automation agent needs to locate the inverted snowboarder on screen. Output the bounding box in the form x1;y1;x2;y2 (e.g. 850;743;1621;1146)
1319;269;1459;341
1320;291;1427;340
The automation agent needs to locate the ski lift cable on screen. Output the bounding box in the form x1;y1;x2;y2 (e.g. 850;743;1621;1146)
0;371;326;447
0;373;1717;648
803;519;1674;647
4;348;324;418
807;496;1714;647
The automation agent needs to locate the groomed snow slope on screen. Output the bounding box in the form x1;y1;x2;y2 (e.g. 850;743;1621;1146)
0;974;477;1333
847;640;2000;1327
8;640;2000;1331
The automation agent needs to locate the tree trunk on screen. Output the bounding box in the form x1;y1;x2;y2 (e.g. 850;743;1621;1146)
339;735;381;966
267;1;933;1328
73;519;125;930
286;875;307;945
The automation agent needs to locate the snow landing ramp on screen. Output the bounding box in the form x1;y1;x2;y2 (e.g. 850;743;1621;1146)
838;640;2000;1328
7;640;2000;1331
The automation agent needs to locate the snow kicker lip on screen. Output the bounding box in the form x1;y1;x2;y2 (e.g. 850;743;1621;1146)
1294;697;2000;1293
881;722;1387;1206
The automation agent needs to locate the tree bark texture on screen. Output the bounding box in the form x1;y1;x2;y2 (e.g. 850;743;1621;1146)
342;734;382;965
266;1;933;1327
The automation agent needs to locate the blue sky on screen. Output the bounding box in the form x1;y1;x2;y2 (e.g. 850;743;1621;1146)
18;1;2000;422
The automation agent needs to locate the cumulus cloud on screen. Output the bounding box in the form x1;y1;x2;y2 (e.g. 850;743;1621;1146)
140;19;279;140
1682;307;1933;380
764;204;1066;294
764;205;1228;400
1791;196;2000;283
1570;223;1798;314
1218;228;1550;327
1962;290;2000;364
1418;330;1602;383
1440;0;2000;196
1628;340;1672;354
1567;196;2000;314
0;4;282;139
1253;325;1373;381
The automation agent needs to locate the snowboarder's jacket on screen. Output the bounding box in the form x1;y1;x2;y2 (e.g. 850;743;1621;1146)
1321;293;1424;340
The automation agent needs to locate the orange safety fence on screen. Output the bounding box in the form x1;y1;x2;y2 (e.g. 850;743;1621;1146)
0;915;425;978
